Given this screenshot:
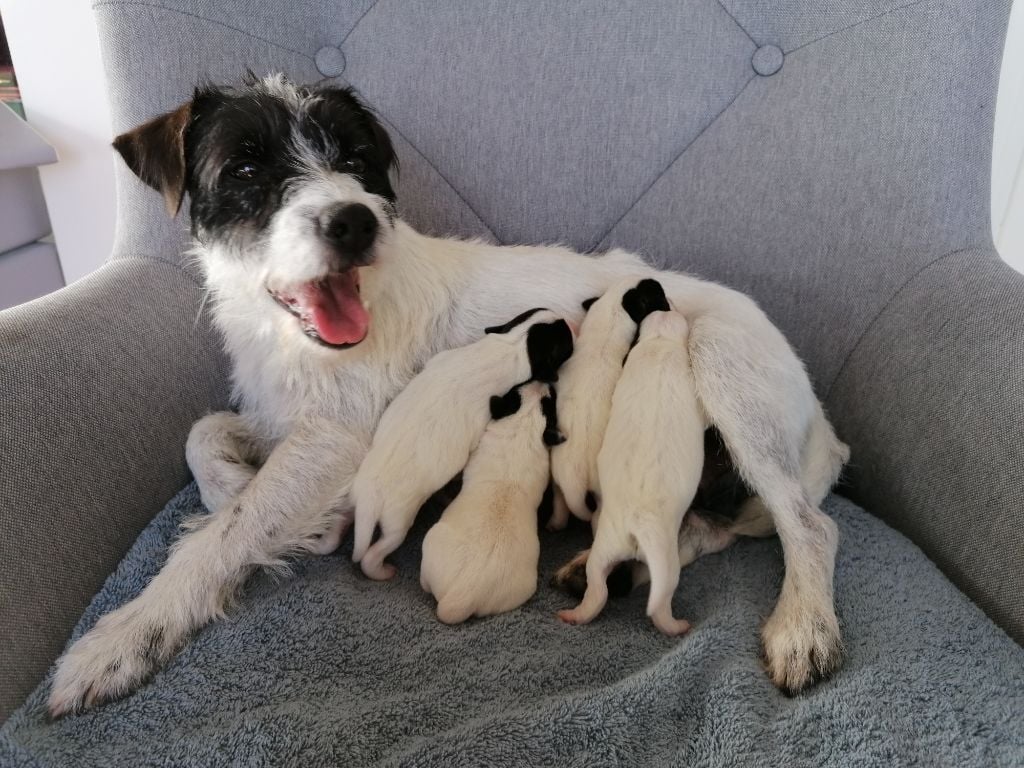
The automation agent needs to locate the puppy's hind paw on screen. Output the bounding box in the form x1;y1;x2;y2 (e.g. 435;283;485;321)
361;560;397;581
557;608;590;626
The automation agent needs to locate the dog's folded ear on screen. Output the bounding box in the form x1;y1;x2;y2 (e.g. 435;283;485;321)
112;100;193;217
489;387;523;420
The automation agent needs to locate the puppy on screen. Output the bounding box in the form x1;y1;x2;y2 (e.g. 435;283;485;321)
352;309;573;580
559;310;703;635
420;381;561;623
549;278;670;529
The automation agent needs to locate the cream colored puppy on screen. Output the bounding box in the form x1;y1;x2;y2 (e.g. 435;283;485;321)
559;309;704;635
352;310;573;580
420;381;559;623
549;278;670;529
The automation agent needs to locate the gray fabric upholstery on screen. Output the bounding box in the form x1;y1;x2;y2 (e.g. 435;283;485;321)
0;0;1015;723
3;488;1023;766
0;259;229;719
829;247;1024;640
90;0;1021;643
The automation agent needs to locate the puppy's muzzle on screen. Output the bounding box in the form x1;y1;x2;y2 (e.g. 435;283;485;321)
319;203;378;267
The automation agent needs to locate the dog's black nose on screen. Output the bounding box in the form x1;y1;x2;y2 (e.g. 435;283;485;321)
321;203;378;254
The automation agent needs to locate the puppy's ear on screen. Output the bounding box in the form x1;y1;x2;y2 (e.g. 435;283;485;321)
541;389;565;447
527;320;574;383
581;297;598;312
621;278;670;325
489;387;522;419
113;99;194;217
484;307;545;335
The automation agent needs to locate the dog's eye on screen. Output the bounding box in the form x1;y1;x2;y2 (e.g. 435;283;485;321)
229;162;260;181
340;157;366;175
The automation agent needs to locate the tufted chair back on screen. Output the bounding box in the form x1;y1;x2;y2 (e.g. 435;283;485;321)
95;1;1022;640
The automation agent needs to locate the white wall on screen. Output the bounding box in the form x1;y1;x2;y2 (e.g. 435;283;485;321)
993;0;1024;273
0;0;115;285
1;0;1023;282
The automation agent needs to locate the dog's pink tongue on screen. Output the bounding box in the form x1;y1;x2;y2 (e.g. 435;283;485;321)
306;271;368;346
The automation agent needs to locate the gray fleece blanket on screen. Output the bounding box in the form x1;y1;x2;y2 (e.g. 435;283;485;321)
2;485;1023;767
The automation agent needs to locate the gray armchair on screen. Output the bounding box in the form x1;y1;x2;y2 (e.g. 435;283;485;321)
2;0;1021;763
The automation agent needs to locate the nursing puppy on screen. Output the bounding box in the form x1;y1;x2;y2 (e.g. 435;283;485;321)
549;278;669;528
49;75;848;715
421;381;560;622
559;310;704;635
352;309;573;579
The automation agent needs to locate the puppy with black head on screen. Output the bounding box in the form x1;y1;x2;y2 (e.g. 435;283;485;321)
352;309;573;580
559;309;704;635
420;381;562;623
49;73;848;715
548;277;669;530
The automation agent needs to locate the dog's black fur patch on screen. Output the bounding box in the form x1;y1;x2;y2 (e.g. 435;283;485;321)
540;386;565;447
114;77;397;252
621;278;670;326
489;386;523;419
484;307;545;335
581;296;599;312
526;320;574;383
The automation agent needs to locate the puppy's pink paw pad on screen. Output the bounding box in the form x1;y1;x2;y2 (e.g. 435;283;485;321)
557;609;582;625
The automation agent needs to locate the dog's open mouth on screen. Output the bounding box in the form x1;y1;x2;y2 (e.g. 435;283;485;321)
268;269;369;348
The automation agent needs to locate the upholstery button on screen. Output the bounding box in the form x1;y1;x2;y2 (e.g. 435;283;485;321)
751;44;783;76
315;46;347;77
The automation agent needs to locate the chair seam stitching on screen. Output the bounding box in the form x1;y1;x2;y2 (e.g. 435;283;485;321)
824;243;994;399
590;74;756;251
786;0;935;55
338;0;384;48
91;0;314;60
715;0;758;46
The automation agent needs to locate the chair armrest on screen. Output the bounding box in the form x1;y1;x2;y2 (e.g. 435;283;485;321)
0;258;228;718
827;246;1024;643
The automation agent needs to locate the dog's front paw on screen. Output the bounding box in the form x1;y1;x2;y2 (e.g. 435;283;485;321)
48;606;177;717
761;600;842;695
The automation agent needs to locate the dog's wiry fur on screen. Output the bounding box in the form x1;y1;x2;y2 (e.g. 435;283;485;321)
558;310;704;635
420;381;551;623
350;310;572;580
48;75;849;715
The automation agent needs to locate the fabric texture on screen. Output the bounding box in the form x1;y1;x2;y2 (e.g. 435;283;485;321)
0;260;229;719
828;247;1024;642
2;486;1022;767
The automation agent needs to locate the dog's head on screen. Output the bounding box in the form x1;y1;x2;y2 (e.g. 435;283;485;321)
113;73;397;350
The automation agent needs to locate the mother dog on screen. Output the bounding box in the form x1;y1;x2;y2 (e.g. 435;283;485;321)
48;75;848;715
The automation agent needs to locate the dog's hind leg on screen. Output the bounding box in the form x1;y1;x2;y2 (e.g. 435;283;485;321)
48;422;368;716
687;315;843;695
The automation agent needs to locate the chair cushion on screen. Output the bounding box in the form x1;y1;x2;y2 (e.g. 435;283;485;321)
2;487;1021;766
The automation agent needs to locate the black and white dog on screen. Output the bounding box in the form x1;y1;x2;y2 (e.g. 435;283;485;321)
48;74;849;715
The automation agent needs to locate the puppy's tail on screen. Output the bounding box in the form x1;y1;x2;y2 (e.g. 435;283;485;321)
636;527;681;620
351;500;376;563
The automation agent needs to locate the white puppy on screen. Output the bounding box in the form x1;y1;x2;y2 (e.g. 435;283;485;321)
420;381;560;623
352;309;573;580
549;278;670;529
559;308;704;635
